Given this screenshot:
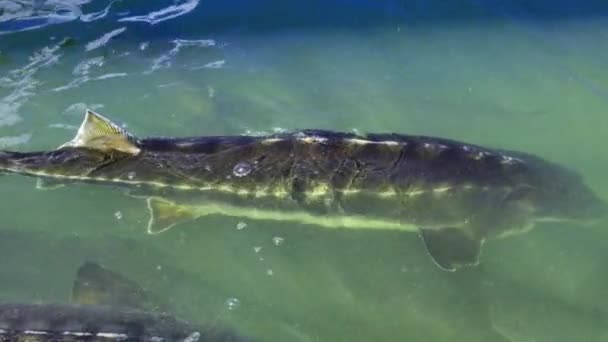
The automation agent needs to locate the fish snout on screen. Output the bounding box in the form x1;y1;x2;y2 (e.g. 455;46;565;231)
590;199;608;222
574;197;608;226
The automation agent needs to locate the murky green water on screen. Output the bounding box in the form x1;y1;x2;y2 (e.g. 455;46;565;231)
1;2;608;341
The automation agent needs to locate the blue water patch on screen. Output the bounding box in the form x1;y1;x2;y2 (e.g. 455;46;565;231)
3;1;608;36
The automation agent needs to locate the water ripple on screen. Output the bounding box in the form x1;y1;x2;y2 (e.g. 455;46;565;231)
85;27;127;51
0;0;90;35
95;72;127;80
191;59;226;70
147;38;216;73
118;0;199;25
0;0;199;35
62;102;103;115
0;133;31;147
0;39;65;126
79;0;117;22
48;123;78;130
53;56;104;91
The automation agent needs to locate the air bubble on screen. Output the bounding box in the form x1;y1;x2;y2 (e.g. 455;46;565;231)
225;297;240;310
233;162;252;177
272;236;284;246
114;211;123;220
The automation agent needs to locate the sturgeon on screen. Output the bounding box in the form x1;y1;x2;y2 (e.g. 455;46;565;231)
0;110;605;271
0;262;250;341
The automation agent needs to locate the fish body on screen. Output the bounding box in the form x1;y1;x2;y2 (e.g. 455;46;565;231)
0;303;201;341
0;262;249;342
0;110;605;270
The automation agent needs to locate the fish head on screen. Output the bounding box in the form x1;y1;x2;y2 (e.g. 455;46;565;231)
522;159;607;225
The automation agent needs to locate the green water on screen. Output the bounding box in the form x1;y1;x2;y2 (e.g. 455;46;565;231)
1;15;608;342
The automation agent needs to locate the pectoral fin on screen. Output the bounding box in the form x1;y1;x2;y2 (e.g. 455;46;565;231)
36;178;66;190
59;109;140;155
71;261;149;309
147;197;199;234
419;227;483;271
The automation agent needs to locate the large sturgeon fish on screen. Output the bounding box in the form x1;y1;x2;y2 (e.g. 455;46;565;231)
0;261;250;341
0;110;605;271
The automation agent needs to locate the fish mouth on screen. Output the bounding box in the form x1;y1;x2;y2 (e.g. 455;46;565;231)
588;200;608;223
573;201;607;226
566;192;608;225
575;193;608;222
535;199;608;227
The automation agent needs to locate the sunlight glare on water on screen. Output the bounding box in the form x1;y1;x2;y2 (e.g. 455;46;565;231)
1;1;608;341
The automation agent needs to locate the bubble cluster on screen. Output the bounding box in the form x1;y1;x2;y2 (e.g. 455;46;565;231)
225;297;240;310
272;236;284;246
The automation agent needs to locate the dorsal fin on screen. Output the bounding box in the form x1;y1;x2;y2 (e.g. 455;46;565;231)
59;109;141;155
71;261;149;309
